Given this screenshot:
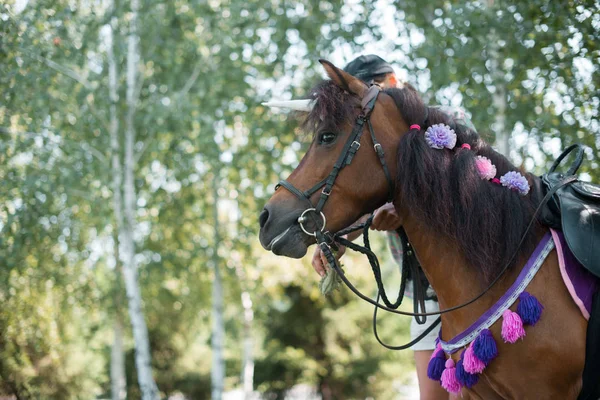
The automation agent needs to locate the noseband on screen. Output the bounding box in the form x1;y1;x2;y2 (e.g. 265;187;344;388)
275;85;395;241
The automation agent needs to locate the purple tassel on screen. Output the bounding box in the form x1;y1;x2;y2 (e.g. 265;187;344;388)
456;351;479;388
473;329;498;364
517;292;543;326
427;344;446;381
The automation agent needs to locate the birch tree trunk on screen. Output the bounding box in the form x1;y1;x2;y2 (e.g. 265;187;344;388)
489;35;509;156
121;0;160;398
486;1;509;157
107;10;127;400
110;318;127;400
239;280;254;398
211;173;225;400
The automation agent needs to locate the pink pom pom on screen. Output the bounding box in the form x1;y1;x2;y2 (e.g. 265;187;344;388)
475;156;497;180
430;343;443;359
441;359;462;394
501;309;526;343
463;342;486;374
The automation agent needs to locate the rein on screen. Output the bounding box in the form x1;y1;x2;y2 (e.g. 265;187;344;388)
275;84;579;348
323;177;576;318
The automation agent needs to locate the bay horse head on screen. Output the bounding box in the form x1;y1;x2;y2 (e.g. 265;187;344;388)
258;60;415;258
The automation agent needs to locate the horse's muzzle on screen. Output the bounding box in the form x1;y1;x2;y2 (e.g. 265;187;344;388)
258;203;310;258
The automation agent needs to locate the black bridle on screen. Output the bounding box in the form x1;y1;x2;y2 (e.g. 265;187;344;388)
276;85;395;240
275;84;439;348
274;84;579;349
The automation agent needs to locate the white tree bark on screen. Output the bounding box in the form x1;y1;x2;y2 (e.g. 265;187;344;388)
489;36;509;156
486;1;509;157
211;174;225;400
240;289;254;398
107;11;127;400
111;318;127;400
231;251;254;398
122;0;160;398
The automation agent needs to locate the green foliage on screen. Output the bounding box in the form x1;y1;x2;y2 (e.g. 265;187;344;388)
393;0;599;177
1;0;598;398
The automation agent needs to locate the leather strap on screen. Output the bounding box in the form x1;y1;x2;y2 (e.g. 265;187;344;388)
368;119;395;202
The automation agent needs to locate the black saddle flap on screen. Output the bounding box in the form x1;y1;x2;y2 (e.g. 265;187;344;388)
540;144;600;278
559;182;600;277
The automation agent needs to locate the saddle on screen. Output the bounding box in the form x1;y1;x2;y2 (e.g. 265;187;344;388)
540;144;600;279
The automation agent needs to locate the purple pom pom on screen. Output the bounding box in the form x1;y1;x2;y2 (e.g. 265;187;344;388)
500;171;530;195
473;329;498;364
517;292;544;326
456;351;479;388
425;124;457;150
427;345;446;381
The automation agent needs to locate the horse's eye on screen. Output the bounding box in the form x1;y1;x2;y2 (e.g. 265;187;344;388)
319;132;336;145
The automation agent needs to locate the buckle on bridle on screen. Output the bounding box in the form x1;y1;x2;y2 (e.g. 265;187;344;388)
351;141;361;150
297;208;327;237
321;187;331;196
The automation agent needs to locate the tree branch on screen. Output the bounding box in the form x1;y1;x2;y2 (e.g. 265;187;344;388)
177;61;202;99
23;51;92;89
1;127;107;164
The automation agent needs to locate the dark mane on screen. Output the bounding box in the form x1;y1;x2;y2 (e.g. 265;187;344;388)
302;80;359;135
385;85;542;283
302;80;541;283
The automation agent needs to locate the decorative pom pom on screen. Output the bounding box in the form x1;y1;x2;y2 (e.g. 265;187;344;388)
463;342;486;374
501;309;526;343
441;359;462;394
473;329;498;364
500;171;530;195
456;351;479;388
427;344;446;381
517;292;544;326
425;124;457;150
461;143;471;150
475;156;497;180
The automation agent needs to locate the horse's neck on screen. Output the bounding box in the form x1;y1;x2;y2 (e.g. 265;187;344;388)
401;214;522;339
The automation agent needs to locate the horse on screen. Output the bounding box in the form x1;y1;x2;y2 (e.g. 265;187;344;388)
258;60;596;399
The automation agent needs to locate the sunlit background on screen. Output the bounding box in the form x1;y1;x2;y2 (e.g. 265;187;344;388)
1;0;598;399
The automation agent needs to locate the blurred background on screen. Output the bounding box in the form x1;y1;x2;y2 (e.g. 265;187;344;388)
0;0;598;399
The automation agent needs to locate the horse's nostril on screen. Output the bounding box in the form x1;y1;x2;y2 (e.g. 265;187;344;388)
259;208;269;229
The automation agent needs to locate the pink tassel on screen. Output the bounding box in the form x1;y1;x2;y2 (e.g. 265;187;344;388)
441;358;462;394
463;342;486;374
501;309;526;343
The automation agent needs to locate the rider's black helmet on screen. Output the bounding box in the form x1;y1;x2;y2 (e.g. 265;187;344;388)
343;55;394;83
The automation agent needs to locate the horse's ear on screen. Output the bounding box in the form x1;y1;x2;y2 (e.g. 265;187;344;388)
319;59;368;98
